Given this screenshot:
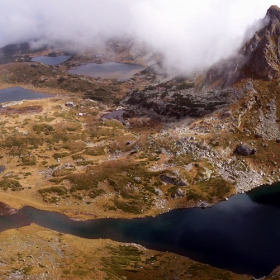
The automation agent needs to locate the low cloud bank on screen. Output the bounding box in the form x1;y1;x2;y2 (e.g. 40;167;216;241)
0;0;276;72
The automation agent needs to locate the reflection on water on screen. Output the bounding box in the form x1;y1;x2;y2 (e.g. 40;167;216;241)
69;62;144;80
31;55;71;65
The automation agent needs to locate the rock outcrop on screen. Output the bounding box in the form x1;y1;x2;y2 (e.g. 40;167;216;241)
126;6;280;118
126;77;241;119
206;5;280;86
235;144;256;156
160;174;187;186
241;5;280;80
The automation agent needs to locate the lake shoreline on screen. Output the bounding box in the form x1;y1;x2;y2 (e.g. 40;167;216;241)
0;181;277;221
0;185;278;277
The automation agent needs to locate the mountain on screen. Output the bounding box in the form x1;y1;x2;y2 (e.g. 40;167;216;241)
126;5;280;120
206;5;280;86
241;5;280;80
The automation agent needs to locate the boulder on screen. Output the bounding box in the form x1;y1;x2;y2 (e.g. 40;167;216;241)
65;101;75;107
176;188;185;197
221;110;231;119
235;144;256;156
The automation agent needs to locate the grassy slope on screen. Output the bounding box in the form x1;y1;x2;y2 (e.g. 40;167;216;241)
0;224;253;280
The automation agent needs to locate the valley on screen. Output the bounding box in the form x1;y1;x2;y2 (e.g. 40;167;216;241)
0;4;280;279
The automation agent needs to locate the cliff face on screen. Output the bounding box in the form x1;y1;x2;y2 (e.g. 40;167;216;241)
206;5;280;86
241;5;280;80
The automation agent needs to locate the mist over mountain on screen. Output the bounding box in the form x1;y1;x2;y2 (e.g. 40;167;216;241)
203;5;280;88
0;1;278;73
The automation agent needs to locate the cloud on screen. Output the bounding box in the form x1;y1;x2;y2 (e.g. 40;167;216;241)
0;0;278;73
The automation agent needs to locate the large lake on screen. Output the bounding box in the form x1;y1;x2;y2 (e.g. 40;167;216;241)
0;184;279;277
0;87;50;103
69;62;144;80
31;55;71;65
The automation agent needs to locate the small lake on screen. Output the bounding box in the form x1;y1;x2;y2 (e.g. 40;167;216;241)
31;55;71;65
0;87;50;103
68;62;144;80
101;110;125;122
0;184;280;277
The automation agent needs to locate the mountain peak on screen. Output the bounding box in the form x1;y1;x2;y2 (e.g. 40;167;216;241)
205;5;280;86
266;5;280;20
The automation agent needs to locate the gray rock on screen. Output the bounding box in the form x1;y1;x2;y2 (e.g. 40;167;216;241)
160;174;187;186
221;110;231;118
65;101;75;107
235;144;256;156
176;188;185;197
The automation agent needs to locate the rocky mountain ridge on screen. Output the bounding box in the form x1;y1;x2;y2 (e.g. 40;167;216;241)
125;5;280;122
206;5;280;86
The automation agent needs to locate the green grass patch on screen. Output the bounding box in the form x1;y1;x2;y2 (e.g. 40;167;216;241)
21;155;36;166
102;245;142;279
53;152;70;159
39;186;68;203
33;123;54;135
0;178;23;191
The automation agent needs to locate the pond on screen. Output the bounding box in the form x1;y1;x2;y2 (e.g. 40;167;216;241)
101;110;125;122
31;55;71;65
0;184;279;278
68;62;144;80
0;87;50;103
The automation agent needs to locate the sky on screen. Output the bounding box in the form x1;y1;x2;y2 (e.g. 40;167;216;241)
0;0;278;73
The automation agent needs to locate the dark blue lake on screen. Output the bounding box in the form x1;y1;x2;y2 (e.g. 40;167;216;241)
69;62;144;80
0;87;49;103
0;184;279;278
31;55;71;65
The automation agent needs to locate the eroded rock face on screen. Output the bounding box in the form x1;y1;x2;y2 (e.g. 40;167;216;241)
126;77;239;119
235;144;256;156
266;5;280;19
160;174;187;186
240;5;280;80
206;5;280;86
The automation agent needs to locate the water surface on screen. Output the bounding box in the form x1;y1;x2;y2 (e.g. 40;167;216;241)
101;110;124;122
31;55;71;65
69;62;144;80
0;185;279;277
0;87;49;103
